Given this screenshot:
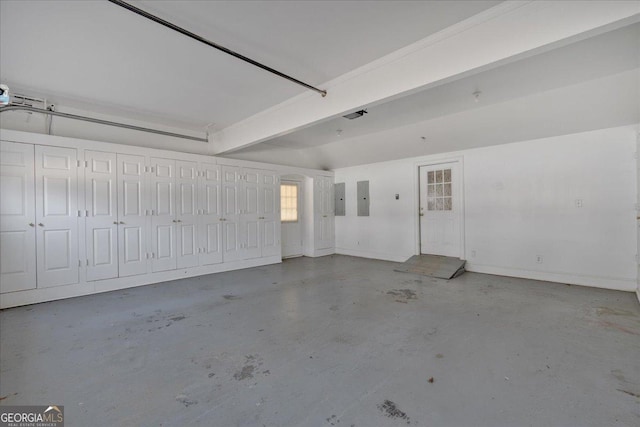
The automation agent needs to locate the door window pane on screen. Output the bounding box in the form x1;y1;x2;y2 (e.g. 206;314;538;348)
426;168;453;211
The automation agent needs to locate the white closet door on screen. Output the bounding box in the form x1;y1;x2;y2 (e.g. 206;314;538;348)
259;171;280;258
199;163;223;266
35;145;79;288
241;168;261;259
151;158;176;272
117;154;147;277
222;166;243;262
0;141;36;293
176;160;198;268
85;151;118;281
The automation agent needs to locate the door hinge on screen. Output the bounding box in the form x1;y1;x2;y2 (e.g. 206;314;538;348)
77;210;82;217
77;160;81;167
86;259;89;266
78;260;82;267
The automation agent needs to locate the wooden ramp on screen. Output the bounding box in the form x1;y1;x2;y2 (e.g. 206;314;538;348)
394;255;466;279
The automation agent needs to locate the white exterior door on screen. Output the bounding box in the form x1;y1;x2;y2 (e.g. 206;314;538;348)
0;141;36;293
117;154;147;277
85;151;118;281
222;166;242;262
176;161;199;268
199;163;223;266
419;162;461;258
242;168;261;259
151;158;176;272
315;176;334;250
35;145;79;288
260;171;280;258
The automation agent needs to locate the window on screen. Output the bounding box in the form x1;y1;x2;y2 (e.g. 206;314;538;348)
281;183;298;222
427;168;452;211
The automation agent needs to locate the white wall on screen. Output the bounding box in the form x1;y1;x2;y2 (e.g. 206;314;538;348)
334;125;638;291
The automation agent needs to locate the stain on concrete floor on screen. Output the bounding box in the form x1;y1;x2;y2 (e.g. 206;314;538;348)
386;289;417;303
377;400;410;424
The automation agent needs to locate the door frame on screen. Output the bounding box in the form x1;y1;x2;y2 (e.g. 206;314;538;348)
414;156;465;259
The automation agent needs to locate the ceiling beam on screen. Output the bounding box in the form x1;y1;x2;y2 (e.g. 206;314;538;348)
210;1;640;155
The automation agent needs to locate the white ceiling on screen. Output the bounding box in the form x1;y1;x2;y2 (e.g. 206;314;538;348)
226;22;640;169
0;0;499;131
2;1;637;170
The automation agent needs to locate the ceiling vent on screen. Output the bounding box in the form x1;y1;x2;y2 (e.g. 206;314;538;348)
343;109;368;120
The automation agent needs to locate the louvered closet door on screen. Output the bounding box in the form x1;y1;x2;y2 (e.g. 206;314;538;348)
117;154;147;277
151;158;177;272
221;166;243;262
199;163;223;266
259;171;280;257
35;145;79;288
176;160;198;268
241;168;261;259
0;141;36;293
85;151;118;281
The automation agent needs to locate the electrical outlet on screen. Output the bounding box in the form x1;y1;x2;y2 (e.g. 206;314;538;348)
536;255;543;264
575;199;583;208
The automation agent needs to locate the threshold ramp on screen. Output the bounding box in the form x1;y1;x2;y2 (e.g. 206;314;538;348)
394;255;466;280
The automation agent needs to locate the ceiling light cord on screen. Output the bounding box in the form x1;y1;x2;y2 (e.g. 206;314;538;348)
107;0;327;97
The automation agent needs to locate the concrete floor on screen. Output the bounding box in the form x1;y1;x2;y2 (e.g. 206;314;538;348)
1;255;639;427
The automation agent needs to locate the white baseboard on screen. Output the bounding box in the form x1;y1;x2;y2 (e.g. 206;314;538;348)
465;262;636;292
310;247;336;257
335;247;409;263
0;256;281;309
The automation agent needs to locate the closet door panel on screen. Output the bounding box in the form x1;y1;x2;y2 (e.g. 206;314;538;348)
222;166;243;262
151;158;176;272
199;163;222;266
176;161;198;268
0;141;36;293
117;154;147;277
35;145;79;288
85;151;118;281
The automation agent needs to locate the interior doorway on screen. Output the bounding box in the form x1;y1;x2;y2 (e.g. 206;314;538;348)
281;179;303;258
418;161;462;258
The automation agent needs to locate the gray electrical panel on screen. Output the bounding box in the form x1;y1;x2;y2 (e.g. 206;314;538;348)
334;183;345;216
357;181;369;216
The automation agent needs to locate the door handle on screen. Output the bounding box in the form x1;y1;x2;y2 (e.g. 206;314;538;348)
172;219;177;223
28;223;34;227
38;223;44;227
177;219;182;223
419;213;424;217
113;221;118;225
119;221;125;225
258;217;265;220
